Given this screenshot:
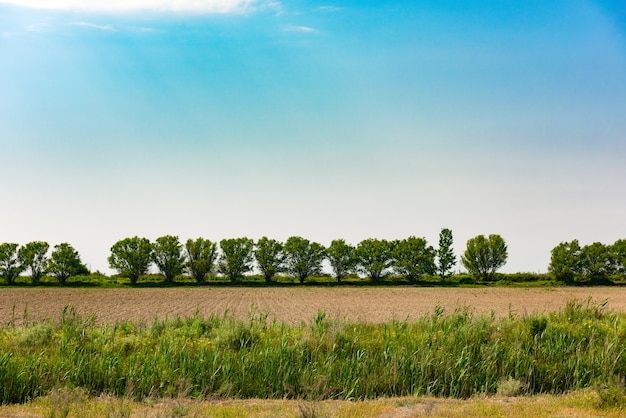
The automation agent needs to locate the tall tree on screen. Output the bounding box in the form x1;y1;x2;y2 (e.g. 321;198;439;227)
461;234;507;281
548;240;582;283
18;241;49;285
393;236;436;283
283;236;326;284
185;237;218;283
48;243;89;285
254;237;284;283
152;235;185;283
437;228;456;279
580;242;614;282
612;239;626;276
0;243;24;285
108;237;153;284
355;238;395;282
218;237;254;282
326;239;357;282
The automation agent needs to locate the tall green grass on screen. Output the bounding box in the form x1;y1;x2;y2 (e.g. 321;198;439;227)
1;299;625;404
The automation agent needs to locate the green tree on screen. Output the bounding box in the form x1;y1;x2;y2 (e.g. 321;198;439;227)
580;242;614;282
185;237;218;283
17;241;49;285
218;237;254;282
0;243;24;284
283;236;326;284
461;234;508;281
437;228;456;279
393;236;436;283
108;237;153;284
254;237;284;283
355;238;395;282
152;235;185;283
48;243;89;285
326;239;357;282
548;240;582;283
611;239;626;276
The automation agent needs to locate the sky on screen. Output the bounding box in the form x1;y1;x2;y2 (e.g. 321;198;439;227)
1;0;625;274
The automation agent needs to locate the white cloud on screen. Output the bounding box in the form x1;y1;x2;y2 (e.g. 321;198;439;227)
318;5;342;12
283;25;317;33
0;0;269;14
72;21;117;31
71;21;156;33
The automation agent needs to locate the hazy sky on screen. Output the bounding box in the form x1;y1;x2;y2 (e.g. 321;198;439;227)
1;0;625;274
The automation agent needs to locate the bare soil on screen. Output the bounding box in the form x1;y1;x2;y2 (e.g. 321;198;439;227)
2;286;626;326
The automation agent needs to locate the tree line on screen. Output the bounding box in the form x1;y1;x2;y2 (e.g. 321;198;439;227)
4;232;624;286
549;239;626;284
0;228;511;285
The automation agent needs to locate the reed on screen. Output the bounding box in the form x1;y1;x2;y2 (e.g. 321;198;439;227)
1;299;624;404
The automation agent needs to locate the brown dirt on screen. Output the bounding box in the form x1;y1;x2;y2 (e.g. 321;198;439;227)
1;287;625;326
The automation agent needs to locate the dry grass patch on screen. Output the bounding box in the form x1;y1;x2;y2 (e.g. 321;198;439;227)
1;391;625;417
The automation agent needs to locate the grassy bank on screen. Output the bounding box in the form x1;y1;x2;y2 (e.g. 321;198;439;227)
2;299;626;405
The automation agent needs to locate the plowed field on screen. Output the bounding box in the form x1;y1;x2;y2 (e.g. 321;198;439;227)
2;287;626;325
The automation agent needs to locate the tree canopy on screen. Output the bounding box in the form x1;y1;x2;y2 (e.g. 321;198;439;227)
218;237;254;282
185;238;218;283
461;234;508;281
48;243;89;285
108;237;153;284
18;241;49;285
152;235;185;283
283;236;326;284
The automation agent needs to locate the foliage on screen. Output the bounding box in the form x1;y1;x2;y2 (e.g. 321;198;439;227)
1;299;625;404
461;234;508;281
151;236;185;283
108;237;153;284
393;236;436;283
185;238;218;283
218;238;255;282
326;239;357;282
0;243;25;285
283;236;326;283
580;242;614;282
612;239;626;276
47;243;89;285
355;238;395;282
548;240;582;283
254;237;284;283
17;241;49;285
437;228;456;279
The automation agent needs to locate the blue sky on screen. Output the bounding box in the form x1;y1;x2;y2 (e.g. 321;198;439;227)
1;0;625;274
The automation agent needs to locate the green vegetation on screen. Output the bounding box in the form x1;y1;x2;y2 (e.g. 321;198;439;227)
218;237;255;282
3;232;626;286
151;235;186;284
549;239;626;284
437;228;456;279
283;236;326;284
461;234;508;281
393;236;436;283
1;299;625;405
108;236;153;284
47;243;89;285
185;237;218;283
0;242;23;285
326;239;357;283
17;241;49;285
254;237;285;283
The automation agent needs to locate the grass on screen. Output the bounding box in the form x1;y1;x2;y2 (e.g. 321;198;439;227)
2;298;626;407
1;390;625;417
5;272;569;288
